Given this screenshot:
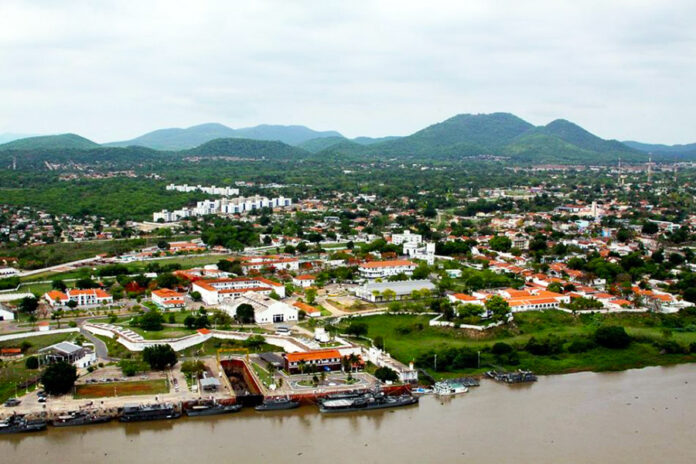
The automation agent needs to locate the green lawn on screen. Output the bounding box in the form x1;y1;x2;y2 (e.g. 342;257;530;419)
0;360;41;403
340;311;696;378
251;362;274;386
74;378;169;399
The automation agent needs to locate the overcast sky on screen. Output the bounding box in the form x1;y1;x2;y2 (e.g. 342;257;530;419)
1;0;694;144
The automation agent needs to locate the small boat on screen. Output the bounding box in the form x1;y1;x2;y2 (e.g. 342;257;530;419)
184;400;242;416
433;381;468;396
52;410;111;427
255;396;300;411
0;414;47;434
412;387;433;395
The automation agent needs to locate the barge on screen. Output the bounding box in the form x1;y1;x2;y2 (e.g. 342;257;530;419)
319;392;418;413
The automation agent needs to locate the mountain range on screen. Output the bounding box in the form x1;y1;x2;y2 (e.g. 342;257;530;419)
105;123;342;150
1;113;693;164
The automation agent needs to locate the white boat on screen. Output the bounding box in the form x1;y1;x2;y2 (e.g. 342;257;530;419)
433;381;468;396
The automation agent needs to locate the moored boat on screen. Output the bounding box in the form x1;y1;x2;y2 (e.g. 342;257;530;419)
184;400;242;416
433;381;468;396
255;396;300;411
119;403;180;422
52;410;111;427
319;392;418;413
0;414;47;434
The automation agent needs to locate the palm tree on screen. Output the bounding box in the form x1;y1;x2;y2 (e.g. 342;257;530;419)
348;353;359;373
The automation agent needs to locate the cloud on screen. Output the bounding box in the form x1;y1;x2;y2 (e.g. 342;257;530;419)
0;0;694;143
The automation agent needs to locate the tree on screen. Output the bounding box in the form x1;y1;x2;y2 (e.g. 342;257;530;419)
156;273;179;289
190;291;202;302
51;279;67;291
642;221;658;235
137;311;164;331
305;288;317;305
485;295;510;322
373;335;385;350
142;344;178;370
236;304;255;324
180;360;206;379
546;282;563;293
346;321;368;337
374;366;399;382
25;356;39;370
19;296;38;314
595;326;631;349
157;240;170;250
489;235;512;252
66;300;78;309
41;361;78;395
243;335;266;350
412;263;430;279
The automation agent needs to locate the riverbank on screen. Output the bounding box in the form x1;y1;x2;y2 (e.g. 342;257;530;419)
2;364;695;464
336;310;696;377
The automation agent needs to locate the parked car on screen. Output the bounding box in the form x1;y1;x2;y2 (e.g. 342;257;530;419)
4;398;21;407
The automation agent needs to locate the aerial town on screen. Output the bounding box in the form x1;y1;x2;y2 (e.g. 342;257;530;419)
2;161;696;433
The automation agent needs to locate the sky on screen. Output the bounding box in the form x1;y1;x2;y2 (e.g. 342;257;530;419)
1;0;695;144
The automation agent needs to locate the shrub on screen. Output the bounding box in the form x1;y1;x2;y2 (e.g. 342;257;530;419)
374;366;399;382
491;342;513;356
594;326;631;349
142;344;178;370
568;339;595;353
41;361;78;395
525;335;564;356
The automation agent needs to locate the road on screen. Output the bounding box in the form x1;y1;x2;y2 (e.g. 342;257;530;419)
80;327;112;361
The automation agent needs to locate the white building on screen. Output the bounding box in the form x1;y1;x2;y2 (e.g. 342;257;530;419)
239;255;299;274
44;288;113;308
221;292;298;324
193;277;286;305
0;304;15;321
153;195;292;222
355;279;436;302
292;274;316;288
151;289;186;310
358;260;417;279
166;184;240;196
404;242;436;265
390;230;422;246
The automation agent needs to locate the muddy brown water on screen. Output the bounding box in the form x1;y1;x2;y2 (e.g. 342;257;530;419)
2;364;695;463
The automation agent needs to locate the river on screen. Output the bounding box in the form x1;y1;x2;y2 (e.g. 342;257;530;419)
2;364;695;463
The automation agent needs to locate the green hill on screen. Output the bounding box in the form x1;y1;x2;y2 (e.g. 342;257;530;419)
106;123;236;150
535;119;638;155
185;137;309;159
624;140;696;159
0;133;99;151
108;123;342;150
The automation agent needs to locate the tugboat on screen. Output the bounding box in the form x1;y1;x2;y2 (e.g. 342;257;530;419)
119;403;181;422
184;400;242;417
255;396;300;411
319;391;418;413
433;381;468;396
51;410;112;427
0;414;47;434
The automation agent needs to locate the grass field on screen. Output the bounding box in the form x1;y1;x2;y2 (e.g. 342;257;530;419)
339;311;696;378
74;379;169;399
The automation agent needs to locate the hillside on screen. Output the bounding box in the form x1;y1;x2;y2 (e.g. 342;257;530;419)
233;125;342;145
0;133;99;151
624;141;696;158
184;137;309;159
106;123;237;150
108;123;343;150
534;120;638;155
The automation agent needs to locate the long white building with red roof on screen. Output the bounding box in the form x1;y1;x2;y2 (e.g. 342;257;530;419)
358;259;417;279
44;288;113;308
192;277;286;305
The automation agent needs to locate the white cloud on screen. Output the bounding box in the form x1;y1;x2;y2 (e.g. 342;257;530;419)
0;0;694;143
